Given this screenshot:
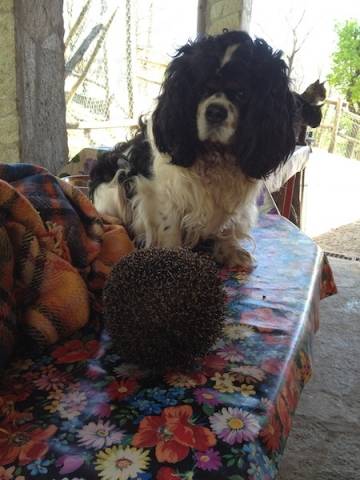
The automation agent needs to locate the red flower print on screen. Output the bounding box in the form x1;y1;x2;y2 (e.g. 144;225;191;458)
276;395;292;437
5;411;33;426
201;354;226;376
260;415;282;452
107;378;139;401
156;466;181;480
241;308;292;333
283;365;300;412
261;358;284;376
52;339;102;363
0;422;57;466
34;365;71;391
0;396;16;418
132;405;216;463
0;376;32;403
263;334;290;345
299;351;312;384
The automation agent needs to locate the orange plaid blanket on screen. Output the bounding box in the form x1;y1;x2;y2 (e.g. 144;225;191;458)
0;163;134;366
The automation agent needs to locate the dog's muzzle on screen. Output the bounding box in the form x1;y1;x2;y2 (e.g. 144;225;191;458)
205;103;228;125
197;93;238;145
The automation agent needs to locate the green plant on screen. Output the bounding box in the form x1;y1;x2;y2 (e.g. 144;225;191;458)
328;20;360;113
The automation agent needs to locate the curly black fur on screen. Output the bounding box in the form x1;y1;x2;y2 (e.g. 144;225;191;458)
90;30;297;195
88;118;152;201
152;30;296;178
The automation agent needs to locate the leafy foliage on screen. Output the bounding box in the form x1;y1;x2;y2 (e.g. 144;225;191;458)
328;20;360;113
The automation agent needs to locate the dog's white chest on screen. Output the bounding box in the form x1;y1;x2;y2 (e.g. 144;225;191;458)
139;153;260;247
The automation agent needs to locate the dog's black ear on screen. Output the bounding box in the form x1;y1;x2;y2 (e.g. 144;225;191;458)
234;42;296;179
152;50;199;167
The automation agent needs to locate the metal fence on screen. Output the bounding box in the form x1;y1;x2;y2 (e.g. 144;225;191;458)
314;99;360;161
63;0;196;158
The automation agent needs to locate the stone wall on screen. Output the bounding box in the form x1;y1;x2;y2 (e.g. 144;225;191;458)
0;0;20;164
14;0;68;173
202;0;252;35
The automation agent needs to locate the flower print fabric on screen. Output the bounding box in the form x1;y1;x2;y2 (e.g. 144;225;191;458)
0;215;336;479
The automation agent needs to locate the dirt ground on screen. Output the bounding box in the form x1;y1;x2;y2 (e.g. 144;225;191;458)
314;220;360;259
278;257;360;480
277;149;360;479
278;148;360;479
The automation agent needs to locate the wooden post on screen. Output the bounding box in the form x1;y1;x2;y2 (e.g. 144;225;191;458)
14;0;68;172
197;0;207;35
328;97;342;153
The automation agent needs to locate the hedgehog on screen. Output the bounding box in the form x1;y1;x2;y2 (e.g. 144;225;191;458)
103;247;225;371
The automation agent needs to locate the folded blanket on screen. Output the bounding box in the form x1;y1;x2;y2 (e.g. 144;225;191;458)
0;163;134;367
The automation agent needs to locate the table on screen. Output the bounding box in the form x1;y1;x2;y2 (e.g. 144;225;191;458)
0;214;336;480
265;146;311;224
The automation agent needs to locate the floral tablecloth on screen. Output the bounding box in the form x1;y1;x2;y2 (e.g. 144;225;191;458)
0;215;336;480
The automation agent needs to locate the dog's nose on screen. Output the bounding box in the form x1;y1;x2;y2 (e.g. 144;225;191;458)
205;103;228;124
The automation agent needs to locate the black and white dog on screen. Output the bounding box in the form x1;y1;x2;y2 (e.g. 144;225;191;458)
89;30;296;268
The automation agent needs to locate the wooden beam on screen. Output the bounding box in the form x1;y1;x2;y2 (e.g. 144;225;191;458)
197;0;207;35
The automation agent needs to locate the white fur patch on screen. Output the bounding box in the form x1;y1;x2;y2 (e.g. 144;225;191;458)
93;116;260;268
93;170;131;224
197;93;238;144
220;44;240;67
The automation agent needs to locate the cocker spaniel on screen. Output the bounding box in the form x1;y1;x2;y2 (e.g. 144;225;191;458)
89;30;296;268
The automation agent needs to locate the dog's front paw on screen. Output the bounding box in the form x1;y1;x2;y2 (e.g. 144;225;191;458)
213;242;256;270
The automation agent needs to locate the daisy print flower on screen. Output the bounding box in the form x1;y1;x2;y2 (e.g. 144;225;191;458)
210;408;261;445
232;365;266;384
164;371;207;388
95;446;150;480
216;345;244;362
77;420;124;449
58;390;87;420
34;365;70;392
195;448;222;471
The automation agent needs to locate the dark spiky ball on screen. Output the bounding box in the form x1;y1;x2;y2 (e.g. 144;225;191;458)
103;248;225;370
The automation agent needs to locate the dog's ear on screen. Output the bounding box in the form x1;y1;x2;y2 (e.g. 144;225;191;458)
233;43;296;179
152;50;199;167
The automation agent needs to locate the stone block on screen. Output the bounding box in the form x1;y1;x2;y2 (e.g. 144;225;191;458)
14;0;68;172
0;114;20;145
208;13;241;35
0;0;19;163
0;143;19;164
0;14;16;74
211;0;242;20
0;99;16;118
0;0;13;13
